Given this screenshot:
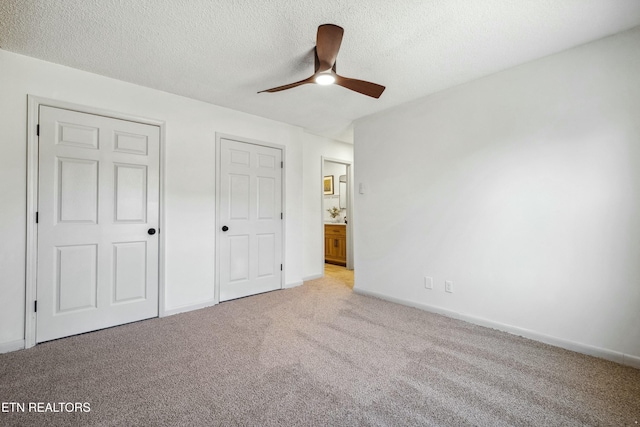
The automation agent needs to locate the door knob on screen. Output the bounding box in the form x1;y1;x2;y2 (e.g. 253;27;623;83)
222;226;229;232
148;228;156;235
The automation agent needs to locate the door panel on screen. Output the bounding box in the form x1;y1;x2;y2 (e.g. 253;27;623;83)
257;234;276;277
229;174;250;219
114;131;149;154
114;164;148;222
219;138;282;301
57;121;99;148
113;241;148;303
229;235;250;282
56;244;98;313
37;106;160;343
57;158;99;223
257;177;276;219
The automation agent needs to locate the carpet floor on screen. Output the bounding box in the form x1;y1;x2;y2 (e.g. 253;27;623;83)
1;275;639;426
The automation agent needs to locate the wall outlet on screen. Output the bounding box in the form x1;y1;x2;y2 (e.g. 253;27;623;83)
445;280;453;293
424;276;433;290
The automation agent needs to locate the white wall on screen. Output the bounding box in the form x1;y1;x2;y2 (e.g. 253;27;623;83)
353;27;640;365
0;49;305;349
302;133;353;279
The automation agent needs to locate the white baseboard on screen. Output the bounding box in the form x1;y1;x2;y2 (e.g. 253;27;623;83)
284;280;303;289
0;339;25;354
163;298;217;317
164;283;305;315
354;288;639;370
623;353;640;369
302;274;323;282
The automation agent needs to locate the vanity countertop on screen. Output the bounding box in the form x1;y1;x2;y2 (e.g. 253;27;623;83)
324;222;346;226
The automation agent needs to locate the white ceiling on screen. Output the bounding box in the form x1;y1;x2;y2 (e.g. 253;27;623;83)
2;1;640;143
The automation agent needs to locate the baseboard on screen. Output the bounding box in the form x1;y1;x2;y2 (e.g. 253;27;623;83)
623;353;640;369
164;283;305;315
354;288;639;370
0;339;25;354
163;299;217;317
302;274;323;282
284;280;303;289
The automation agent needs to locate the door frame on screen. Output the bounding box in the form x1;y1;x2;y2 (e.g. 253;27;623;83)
214;133;286;304
321;157;354;272
25;95;166;348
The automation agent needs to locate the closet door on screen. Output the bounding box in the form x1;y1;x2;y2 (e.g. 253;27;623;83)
36;106;160;343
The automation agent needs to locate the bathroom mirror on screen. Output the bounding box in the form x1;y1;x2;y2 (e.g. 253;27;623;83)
338;175;347;209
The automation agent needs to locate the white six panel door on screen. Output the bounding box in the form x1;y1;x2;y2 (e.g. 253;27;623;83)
36;106;160;343
219;138;283;301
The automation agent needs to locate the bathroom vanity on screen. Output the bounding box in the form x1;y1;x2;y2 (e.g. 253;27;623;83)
324;223;346;266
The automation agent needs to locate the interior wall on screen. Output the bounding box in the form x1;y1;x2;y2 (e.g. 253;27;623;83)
302;132;353;279
0;49;305;349
353;27;640;363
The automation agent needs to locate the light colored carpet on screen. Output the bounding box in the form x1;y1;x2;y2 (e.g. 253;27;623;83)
1;275;639;426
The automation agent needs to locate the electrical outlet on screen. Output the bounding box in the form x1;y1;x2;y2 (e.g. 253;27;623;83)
424;276;433;290
445;280;453;293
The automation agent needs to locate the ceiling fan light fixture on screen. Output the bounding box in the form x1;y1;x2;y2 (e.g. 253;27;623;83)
315;73;335;85
258;24;385;98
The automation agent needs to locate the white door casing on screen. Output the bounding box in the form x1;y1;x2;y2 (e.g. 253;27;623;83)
36;106;160;343
218;137;283;301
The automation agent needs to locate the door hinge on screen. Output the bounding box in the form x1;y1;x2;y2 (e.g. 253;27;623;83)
36;124;40;136
280;264;283;271
281;161;283;168
34;300;37;313
281;212;283;219
35;212;38;223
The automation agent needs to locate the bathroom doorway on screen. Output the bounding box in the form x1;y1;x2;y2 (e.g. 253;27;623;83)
321;158;353;272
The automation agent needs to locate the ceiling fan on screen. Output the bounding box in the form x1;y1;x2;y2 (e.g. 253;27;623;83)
258;24;385;99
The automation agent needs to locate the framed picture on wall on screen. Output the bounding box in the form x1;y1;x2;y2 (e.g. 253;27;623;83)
323;176;334;195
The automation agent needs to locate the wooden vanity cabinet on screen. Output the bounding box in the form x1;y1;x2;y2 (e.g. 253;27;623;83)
324;224;346;266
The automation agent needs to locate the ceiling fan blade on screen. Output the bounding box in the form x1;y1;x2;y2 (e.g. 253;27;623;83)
258;75;316;93
334;75;386;99
316;24;343;71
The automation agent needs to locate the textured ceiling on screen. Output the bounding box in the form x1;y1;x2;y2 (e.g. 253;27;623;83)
2;1;640;143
